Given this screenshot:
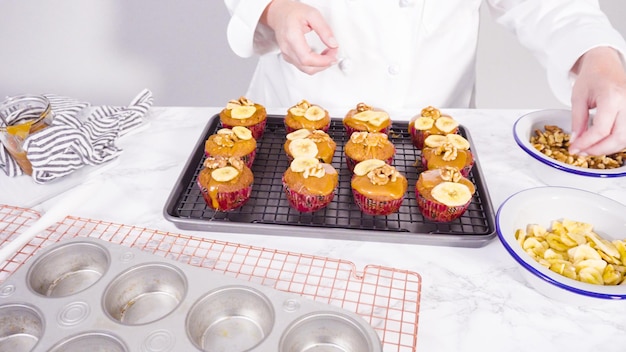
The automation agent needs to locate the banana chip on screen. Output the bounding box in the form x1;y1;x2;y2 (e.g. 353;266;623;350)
514;219;626;286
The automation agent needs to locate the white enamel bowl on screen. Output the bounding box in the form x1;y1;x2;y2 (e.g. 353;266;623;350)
496;186;626;305
513;109;626;191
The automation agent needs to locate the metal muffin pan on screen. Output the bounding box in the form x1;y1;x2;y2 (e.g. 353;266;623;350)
0;238;382;351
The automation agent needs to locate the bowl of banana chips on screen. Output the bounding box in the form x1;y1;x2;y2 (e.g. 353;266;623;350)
496;186;626;304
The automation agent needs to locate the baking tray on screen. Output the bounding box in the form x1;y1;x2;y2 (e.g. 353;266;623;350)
0;205;422;351
164;114;496;247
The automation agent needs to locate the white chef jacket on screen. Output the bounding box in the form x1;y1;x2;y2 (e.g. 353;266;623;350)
224;0;626;111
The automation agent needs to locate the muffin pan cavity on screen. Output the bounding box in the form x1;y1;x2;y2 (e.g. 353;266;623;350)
0;238;382;351
0;303;44;352
186;286;274;351
279;312;377;352
103;262;187;325
47;331;128;352
27;241;109;297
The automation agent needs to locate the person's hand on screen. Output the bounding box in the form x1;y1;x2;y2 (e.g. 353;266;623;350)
261;0;338;75
569;46;626;156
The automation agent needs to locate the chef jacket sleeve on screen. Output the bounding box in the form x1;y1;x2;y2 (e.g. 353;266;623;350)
486;0;626;105
223;0;278;58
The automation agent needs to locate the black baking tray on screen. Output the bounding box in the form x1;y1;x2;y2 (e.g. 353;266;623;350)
163;114;497;247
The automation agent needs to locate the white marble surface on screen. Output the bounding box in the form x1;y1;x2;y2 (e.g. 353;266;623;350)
3;107;626;352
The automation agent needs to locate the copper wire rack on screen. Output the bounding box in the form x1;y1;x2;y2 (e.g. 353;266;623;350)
0;204;422;351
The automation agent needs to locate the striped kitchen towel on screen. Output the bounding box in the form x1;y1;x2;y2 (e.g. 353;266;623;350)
0;89;153;183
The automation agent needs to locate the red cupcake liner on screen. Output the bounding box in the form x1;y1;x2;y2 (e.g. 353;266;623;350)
197;180;252;212
205;149;257;169
282;178;335;213
415;190;470;222
351;188;403;216
420;153;474;177
409;127;428;149
221;119;267;140
344;124;391;138
345;155;394;173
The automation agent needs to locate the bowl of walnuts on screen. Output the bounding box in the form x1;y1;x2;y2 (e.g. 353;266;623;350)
513;109;626;191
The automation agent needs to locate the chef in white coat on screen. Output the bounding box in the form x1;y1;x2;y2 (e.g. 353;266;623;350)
224;0;626;156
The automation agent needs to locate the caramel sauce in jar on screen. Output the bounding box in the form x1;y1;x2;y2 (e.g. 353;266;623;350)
0;95;54;175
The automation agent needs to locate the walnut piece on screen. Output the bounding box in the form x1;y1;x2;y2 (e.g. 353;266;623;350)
440;166;463;182
228;156;245;171
308;130;331;143
530;125;625;169
214;133;238;147
434;143;458;161
421;106;441;119
294;99;311;110
367;164;400;185
203;156;228;169
203;156;244;171
350;131;387;147
355;102;372;112
228;96;254;107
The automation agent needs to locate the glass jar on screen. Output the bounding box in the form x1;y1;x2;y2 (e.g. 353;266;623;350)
0;95;55;175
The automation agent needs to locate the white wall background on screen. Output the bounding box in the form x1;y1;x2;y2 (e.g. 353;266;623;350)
476;0;626;109
0;1;624;109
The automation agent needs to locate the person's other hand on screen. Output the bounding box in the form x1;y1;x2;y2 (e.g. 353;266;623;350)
261;0;338;75
569;46;626;156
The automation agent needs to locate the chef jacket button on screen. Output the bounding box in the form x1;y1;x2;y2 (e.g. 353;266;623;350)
399;0;415;7
388;64;400;75
339;58;353;72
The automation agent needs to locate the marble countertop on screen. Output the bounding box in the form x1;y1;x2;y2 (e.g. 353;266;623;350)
3;107;626;352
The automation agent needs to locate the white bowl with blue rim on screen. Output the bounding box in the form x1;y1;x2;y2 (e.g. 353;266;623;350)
513;109;626;191
496;186;626;305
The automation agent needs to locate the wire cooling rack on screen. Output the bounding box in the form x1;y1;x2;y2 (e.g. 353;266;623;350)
164;115;496;247
0;204;422;351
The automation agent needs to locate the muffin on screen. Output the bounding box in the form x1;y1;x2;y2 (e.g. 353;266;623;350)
408;106;459;149
219;96;267;139
351;159;408;216
205;126;257;168
284;129;336;163
343;102;391;136
344;131;395;173
282;157;339;212
285;100;331;133
196;156;254;211
421;134;474;177
415;166;476;222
